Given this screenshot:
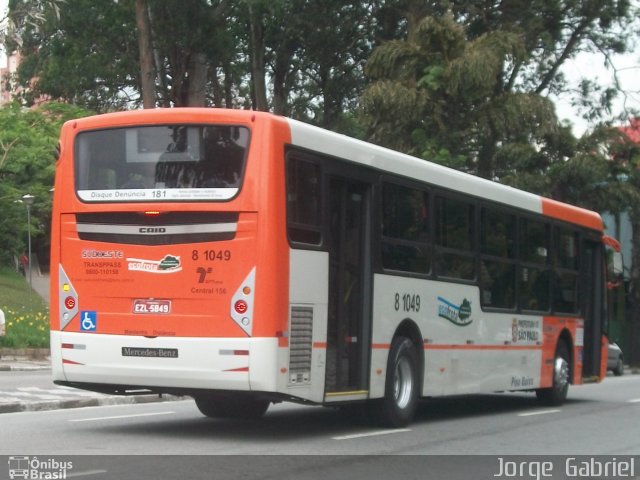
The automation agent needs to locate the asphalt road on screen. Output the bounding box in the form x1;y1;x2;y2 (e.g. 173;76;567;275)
0;374;638;480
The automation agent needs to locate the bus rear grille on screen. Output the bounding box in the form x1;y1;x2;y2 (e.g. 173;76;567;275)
75;212;238;245
288;306;313;385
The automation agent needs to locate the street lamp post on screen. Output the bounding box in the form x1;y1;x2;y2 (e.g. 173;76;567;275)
22;194;35;288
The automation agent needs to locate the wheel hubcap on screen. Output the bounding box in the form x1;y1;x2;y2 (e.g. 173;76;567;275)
394;356;413;409
554;356;569;391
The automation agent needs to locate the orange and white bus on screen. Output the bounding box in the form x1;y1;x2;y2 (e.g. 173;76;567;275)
50;108;617;426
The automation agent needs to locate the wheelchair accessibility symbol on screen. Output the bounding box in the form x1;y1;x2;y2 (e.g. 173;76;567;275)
80;311;97;331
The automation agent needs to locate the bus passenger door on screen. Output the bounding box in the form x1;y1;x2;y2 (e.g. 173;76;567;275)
581;239;605;377
325;177;371;394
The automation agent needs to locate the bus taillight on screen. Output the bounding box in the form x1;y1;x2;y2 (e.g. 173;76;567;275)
234;300;248;314
58;265;79;330
230;267;256;336
64;296;76;310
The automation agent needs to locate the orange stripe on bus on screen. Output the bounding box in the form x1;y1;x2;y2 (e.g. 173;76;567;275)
372;343;391;349
313;342;327;349
542;197;603;231
424;344;543;351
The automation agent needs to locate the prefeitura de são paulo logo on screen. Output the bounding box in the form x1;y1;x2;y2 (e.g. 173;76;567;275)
8;456;73;479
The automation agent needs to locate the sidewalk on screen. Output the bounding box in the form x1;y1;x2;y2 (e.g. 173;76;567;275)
29;271;50;305
0;353;50;372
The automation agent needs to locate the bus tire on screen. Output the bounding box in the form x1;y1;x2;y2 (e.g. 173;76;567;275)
194;394;270;419
370;336;419;428
536;341;570;406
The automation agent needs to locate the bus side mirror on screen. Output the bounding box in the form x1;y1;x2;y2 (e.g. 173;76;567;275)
612;251;623;276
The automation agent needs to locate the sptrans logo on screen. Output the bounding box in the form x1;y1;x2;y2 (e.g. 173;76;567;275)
127;254;182;274
8;456;73;479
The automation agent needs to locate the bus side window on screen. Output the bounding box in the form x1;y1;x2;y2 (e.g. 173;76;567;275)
435;196;475;280
553;227;580;314
518;219;551;312
480;208;516;309
286;155;322;245
381;183;430;274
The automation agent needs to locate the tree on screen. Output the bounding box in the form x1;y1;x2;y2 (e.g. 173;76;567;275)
135;0;155;108
4;0;139;111
241;0;375;125
4;0;375;128
0;102;92;267
146;0;231;107
361;0;635;179
4;0;234;110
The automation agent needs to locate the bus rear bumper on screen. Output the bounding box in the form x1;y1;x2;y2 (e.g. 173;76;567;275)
51;331;278;394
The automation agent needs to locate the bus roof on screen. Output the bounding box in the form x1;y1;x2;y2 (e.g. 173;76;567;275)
286;117;604;232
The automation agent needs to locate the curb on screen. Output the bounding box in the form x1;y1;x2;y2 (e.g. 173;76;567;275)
0;363;51;372
0;394;185;414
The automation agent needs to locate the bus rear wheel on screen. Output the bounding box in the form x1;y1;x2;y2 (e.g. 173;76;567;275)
536;341;570;406
194;394;270;419
370;336;419;428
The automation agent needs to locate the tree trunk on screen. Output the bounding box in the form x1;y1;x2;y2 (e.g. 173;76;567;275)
477;132;497;179
248;4;269;111
135;0;156;108
185;53;208;107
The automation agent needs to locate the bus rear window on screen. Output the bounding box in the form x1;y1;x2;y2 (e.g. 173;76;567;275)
75;125;250;202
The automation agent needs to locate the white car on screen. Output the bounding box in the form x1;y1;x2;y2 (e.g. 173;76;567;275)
607;341;624;376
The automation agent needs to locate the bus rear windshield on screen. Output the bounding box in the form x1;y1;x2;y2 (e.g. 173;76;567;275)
75;124;250;202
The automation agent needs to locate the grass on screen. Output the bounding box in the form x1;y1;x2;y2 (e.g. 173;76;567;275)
0;267;49;348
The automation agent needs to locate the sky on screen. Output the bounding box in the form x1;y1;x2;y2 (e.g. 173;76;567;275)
553;46;640;135
0;1;638;136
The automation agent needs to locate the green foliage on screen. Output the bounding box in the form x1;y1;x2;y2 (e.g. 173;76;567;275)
0;267;49;348
5;0;374;125
7;0;138;111
362;0;634;185
0;102;93;267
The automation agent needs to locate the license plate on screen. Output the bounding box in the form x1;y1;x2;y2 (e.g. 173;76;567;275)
132;299;172;314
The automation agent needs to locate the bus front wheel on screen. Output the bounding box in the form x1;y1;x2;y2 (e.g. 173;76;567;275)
370;336;419;428
536;341;570;406
194;394;270;419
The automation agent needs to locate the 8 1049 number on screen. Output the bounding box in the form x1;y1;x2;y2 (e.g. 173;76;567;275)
191;249;231;261
394;293;421;313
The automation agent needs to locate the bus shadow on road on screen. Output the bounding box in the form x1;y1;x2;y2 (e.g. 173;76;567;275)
90;392;596;443
92;401;383;442
414;392;594;424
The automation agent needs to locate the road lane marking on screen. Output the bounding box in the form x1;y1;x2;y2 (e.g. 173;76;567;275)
332;428;411;440
69;411;175;422
628;398;640;403
518;409;561;417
